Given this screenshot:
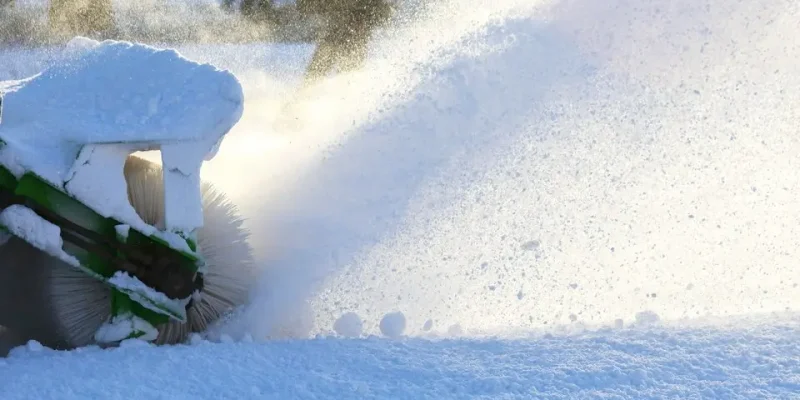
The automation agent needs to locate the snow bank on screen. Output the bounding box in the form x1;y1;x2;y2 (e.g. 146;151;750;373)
0;37;244;243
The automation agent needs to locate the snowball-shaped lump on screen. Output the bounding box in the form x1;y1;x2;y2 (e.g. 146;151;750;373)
379;311;406;338
333;312;363;338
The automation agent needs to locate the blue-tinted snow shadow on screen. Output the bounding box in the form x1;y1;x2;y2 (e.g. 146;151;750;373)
241;16;600;332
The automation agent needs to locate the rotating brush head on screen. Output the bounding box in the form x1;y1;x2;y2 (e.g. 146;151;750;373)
0;155;258;349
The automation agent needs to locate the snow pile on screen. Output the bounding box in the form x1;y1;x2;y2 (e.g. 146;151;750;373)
0;37;244;241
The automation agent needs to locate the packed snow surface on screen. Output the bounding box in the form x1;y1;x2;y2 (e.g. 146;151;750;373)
1;316;799;399
2;0;800;397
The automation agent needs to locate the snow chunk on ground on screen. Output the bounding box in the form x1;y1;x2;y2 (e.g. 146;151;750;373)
0;37;244;240
333;312;363;337
635;311;661;326
448;324;464;337
379;312;406;338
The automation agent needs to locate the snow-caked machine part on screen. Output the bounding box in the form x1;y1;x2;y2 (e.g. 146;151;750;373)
0;38;255;349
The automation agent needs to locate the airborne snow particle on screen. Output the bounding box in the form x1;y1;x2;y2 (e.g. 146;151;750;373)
379;311;406;338
521;240;540;251
334;312;363;337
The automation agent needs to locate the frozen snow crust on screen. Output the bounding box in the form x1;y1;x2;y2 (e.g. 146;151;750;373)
0;37;244;240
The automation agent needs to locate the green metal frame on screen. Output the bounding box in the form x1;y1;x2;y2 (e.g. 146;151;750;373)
0;162;202;340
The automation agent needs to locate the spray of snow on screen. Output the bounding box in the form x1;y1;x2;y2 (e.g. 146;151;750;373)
188;0;800;340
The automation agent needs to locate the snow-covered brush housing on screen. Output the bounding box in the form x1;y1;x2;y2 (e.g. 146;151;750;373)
0;37;244;344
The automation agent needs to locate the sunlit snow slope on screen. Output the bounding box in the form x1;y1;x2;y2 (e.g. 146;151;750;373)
1;0;800;398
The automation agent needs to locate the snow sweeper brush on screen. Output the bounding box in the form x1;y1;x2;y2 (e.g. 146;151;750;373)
0;38;254;348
